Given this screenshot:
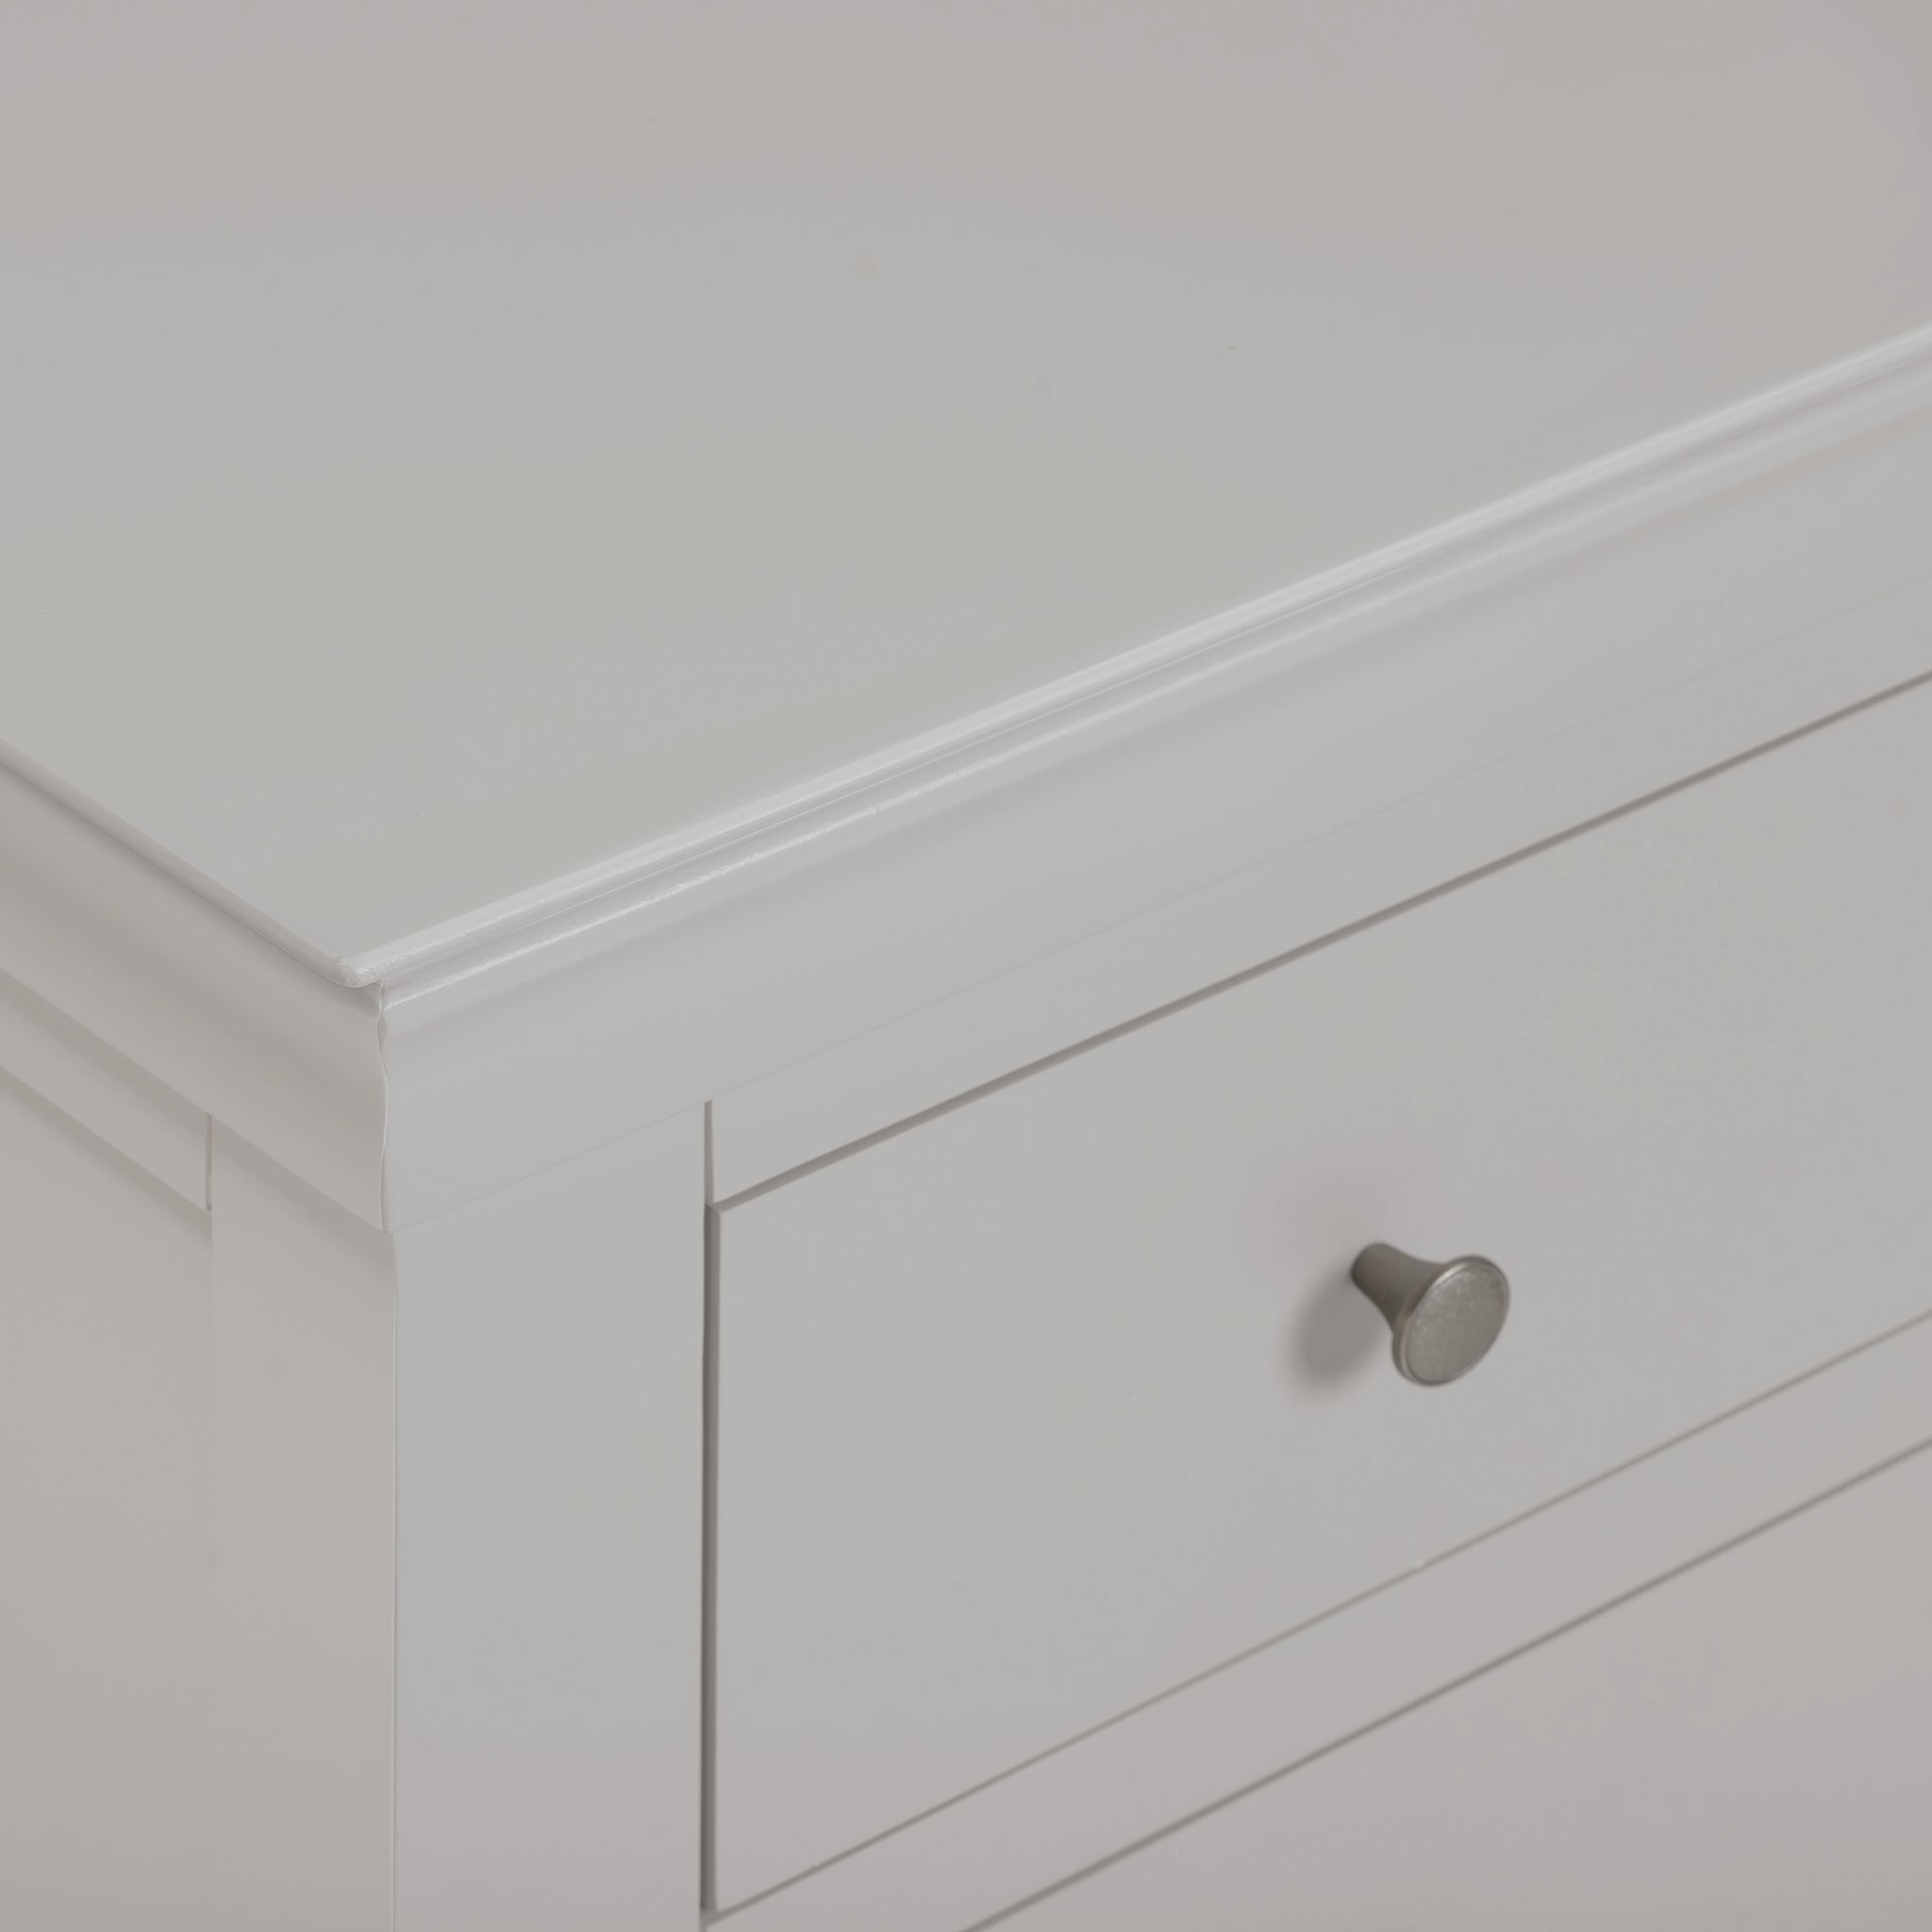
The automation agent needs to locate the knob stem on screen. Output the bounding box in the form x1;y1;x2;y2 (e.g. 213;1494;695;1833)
1349;1242;1440;1328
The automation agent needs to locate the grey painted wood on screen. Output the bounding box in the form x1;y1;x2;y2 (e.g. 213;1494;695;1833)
0;967;208;1205
0;1108;709;1929
6;10;1931;1919
0;764;388;1224
708;602;1932;1202
203;1115;707;1931
1004;1441;1932;1931
6;4;1931;975
208;1128;397;1932
393;1110;704;1932
386;421;1932;1225
0;1074;211;1932
729;1311;1932;1932
714;679;1932;1903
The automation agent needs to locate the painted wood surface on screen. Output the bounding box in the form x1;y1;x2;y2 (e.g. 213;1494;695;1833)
0;1074;211;1932
710;589;1932;1201
0;765;386;1225
6;265;1932;1232
0;965;207;1205
6;3;1932;978
727;1307;1932;1932
392;1110;704;1932
999;1440;1932;1931
208;1127;397;1932
712;676;1932;1904
379;397;1932;1226
2;1087;705;1931
205;1115;707;1932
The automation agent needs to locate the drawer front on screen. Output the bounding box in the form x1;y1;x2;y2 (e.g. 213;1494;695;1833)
714;679;1932;1905
1001;1441;1932;1932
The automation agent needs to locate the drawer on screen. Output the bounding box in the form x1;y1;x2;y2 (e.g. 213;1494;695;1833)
712;679;1932;1906
1000;1437;1932;1932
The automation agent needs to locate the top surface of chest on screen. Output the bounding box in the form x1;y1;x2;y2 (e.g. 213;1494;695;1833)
8;1;1932;982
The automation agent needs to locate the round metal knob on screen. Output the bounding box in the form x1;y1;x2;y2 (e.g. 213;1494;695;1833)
1349;1243;1509;1386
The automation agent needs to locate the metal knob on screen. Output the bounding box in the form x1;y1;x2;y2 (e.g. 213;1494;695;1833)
1349;1243;1509;1386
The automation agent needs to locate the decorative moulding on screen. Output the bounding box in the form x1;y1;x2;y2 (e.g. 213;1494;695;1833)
7;326;1932;1226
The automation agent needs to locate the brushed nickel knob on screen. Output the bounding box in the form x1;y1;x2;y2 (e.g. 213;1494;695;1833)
1350;1243;1509;1386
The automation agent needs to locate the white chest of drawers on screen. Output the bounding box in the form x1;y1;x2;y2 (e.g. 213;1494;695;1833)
7;8;1932;1929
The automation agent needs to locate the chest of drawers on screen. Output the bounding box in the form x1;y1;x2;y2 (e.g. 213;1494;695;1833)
7;8;1932;1929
